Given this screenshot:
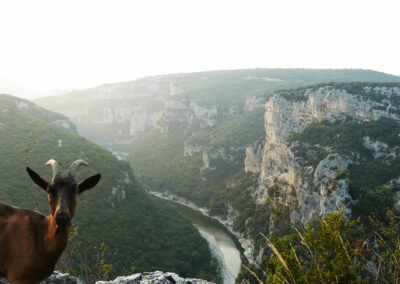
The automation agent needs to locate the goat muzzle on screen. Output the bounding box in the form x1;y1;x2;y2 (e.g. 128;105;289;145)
55;211;71;227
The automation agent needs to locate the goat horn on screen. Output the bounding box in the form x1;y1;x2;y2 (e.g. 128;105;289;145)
67;159;89;178
45;159;61;181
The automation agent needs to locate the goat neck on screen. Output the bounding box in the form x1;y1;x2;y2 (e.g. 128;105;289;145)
42;214;70;263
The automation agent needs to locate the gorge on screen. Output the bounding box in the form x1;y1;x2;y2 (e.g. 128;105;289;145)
33;69;400;280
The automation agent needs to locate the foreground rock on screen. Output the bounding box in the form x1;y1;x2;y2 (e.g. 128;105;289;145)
43;271;84;284
97;271;214;284
2;271;213;284
1;271;82;284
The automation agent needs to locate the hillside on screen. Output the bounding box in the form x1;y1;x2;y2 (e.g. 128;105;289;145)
34;69;400;263
0;94;221;282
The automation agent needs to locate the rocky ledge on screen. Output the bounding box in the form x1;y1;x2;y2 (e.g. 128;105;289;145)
2;271;214;284
0;272;82;284
97;271;214;284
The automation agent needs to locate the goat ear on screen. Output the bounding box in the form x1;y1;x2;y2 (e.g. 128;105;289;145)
78;174;101;193
26;167;49;191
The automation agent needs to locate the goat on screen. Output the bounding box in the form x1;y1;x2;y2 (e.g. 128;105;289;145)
0;159;101;284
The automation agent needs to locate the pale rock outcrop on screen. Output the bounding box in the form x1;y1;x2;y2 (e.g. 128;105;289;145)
151;112;164;131
183;143;203;157
129;112;152;137
244;139;265;173
189;102;218;127
111;185;126;200
51;120;77;134
165;100;186;109
201;148;236;170
108;170;134;200
16;101;29;109
63;109;90;125
242;76;281;82
309;154;352;220
244;96;264;111
394;191;400;212
202;152;213;170
169;84;182;96
363;136;389;158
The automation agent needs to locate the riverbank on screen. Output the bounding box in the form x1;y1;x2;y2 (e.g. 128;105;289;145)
147;190;255;264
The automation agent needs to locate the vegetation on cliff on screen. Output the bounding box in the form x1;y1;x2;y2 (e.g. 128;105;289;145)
237;208;400;283
289;114;400;224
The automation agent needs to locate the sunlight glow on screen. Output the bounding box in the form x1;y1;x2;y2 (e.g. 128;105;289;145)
0;0;399;92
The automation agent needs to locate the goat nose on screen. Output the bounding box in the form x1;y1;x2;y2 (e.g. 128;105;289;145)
57;211;69;218
55;211;71;227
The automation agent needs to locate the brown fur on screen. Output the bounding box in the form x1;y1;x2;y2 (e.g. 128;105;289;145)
0;204;69;283
0;165;100;284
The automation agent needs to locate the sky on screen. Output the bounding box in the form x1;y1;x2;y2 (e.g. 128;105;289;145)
0;0;399;92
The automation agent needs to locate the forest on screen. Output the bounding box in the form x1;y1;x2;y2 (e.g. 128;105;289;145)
0;94;222;282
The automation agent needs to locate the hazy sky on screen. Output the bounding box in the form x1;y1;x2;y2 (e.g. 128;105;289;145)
0;0;399;91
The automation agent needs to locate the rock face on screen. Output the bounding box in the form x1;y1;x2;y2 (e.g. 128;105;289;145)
258;85;400;225
244;139;265;173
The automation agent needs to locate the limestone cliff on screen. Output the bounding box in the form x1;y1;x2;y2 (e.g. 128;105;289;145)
34;78;221;151
257;84;400;226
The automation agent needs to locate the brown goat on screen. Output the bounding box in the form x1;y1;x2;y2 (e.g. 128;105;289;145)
0;159;101;284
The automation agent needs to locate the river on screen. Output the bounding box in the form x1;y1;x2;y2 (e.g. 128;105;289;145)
150;195;242;284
